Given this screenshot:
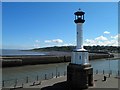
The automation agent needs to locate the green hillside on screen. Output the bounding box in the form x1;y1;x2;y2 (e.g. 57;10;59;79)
32;46;119;53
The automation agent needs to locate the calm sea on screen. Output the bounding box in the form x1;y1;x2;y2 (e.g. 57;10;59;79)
1;49;45;56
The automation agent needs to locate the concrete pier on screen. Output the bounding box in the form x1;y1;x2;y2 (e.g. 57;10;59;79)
2;74;119;90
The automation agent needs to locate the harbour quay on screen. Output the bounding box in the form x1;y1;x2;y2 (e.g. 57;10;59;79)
2;73;119;90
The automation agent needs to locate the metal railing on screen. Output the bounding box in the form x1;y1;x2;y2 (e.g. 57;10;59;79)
93;69;120;77
2;71;67;88
2;69;120;88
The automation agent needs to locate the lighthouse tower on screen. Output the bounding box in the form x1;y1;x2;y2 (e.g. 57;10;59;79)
71;9;89;65
67;9;93;89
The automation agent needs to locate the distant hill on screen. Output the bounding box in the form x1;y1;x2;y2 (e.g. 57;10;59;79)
32;46;120;53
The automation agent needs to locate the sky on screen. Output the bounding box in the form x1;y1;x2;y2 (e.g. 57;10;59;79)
2;2;118;49
1;0;120;2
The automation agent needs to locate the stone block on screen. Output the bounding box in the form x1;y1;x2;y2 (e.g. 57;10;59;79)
67;63;93;89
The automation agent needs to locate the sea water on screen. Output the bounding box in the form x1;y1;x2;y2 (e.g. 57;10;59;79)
1;49;45;56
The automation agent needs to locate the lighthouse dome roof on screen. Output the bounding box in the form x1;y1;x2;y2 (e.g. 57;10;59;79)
74;11;85;16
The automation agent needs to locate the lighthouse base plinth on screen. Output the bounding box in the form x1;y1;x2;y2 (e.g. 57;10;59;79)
67;63;93;89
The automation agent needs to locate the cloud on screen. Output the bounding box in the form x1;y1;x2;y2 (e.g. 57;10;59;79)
34;44;40;48
33;40;40;48
44;34;119;47
104;31;110;34
95;36;108;41
52;39;63;43
111;34;119;39
35;40;40;43
84;34;119;46
62;43;74;46
45;40;51;43
45;39;63;43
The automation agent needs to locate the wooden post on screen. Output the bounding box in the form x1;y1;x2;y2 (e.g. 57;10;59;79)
37;75;38;81
108;70;111;77
14;79;17;88
26;76;28;83
52;73;53;78
64;71;66;76
22;83;23;88
109;73;111;77
118;70;119;76
45;74;47;80
96;70;98;74
56;67;58;78
103;70;104;74
110;70;112;75
2;80;4;87
58;72;60;77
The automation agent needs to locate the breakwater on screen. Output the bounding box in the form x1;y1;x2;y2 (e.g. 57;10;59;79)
2;53;114;67
2;56;70;67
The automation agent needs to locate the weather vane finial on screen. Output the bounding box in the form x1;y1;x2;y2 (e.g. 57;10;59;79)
78;8;81;11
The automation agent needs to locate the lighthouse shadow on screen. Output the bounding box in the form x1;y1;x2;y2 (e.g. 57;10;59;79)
41;81;118;90
41;81;68;90
41;81;88;90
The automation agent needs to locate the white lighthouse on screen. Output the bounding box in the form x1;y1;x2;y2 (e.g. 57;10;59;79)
67;9;93;89
71;9;89;65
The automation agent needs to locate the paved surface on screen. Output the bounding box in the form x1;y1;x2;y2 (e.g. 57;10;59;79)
2;74;119;90
91;74;118;88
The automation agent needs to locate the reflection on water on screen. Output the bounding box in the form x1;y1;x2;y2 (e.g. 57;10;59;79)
3;63;68;80
90;59;118;71
2;63;68;87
